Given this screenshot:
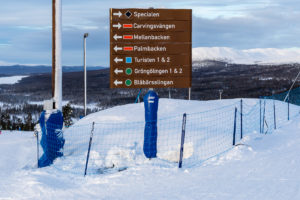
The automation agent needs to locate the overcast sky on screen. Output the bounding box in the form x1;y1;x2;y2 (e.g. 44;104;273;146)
0;0;300;66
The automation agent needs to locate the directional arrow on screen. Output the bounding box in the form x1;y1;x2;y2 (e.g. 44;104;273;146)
114;57;123;63
113;11;122;17
113;34;122;41
112;23;121;29
114;45;123;52
114;80;123;86
114;68;124;75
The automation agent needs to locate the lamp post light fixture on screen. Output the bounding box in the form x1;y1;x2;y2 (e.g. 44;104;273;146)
83;33;89;116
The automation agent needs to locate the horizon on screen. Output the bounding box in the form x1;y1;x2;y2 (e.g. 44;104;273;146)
1;47;300;67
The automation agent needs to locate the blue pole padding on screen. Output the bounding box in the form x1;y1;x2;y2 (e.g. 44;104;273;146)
38;110;64;168
143;90;159;159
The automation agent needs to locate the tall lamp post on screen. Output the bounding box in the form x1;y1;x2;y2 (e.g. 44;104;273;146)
84;33;89;116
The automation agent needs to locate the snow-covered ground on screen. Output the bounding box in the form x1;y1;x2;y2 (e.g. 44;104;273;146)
1;99;300;200
76;98;243;125
193;47;300;64
0;75;28;85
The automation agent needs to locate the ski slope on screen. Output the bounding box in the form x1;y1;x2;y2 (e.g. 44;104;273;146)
1;98;300;200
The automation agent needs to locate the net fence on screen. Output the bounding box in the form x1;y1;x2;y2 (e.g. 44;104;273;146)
37;88;300;175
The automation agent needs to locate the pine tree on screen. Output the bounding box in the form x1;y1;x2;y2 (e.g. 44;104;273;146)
24;113;32;131
63;103;73;127
0;113;10;130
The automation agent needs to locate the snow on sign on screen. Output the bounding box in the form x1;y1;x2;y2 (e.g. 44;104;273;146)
110;8;192;88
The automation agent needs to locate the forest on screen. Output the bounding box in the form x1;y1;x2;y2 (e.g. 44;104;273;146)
0;61;299;130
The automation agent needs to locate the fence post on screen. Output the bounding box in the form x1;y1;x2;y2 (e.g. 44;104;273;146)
178;113;187;168
233;107;237;146
36;130;39;168
84;122;95;176
259;99;262;133
262;99;266;133
240;99;243;139
288;96;290;121
273;100;276;129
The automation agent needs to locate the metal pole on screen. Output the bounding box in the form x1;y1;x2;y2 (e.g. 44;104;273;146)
262;99;266;133
233;107;237;145
169;88;171;99
273;99;276;129
84;122;95;176
84;33;89;116
288;95;290;120
283;69;300;102
52;0;56;103
135;89;142;103
188;87;191;100
259;99;261;133
52;0;62;110
240;99;243;139
36;130;39;168
178;113;187;168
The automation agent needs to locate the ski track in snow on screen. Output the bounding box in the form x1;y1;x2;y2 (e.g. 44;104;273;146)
1;99;300;200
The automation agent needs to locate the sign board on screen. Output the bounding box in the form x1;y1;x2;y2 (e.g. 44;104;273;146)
110;8;192;88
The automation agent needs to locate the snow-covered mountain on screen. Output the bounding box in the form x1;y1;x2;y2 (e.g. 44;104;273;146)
193;47;300;65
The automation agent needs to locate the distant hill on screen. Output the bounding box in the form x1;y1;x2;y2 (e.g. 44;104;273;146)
1;63;299;106
0;65;106;76
192;47;300;65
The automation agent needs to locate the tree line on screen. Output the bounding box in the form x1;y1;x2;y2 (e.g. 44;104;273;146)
0;103;76;131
